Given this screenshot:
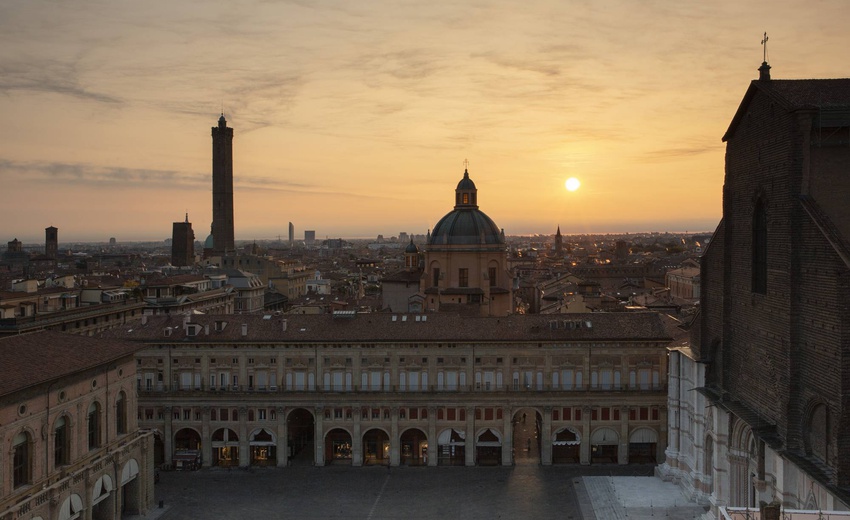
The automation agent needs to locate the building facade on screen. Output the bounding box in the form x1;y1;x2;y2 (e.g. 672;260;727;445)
112;312;671;470
45;226;58;259
659;66;850;512
0;331;155;520
171;214;195;267
211;115;235;255
420;169;514;316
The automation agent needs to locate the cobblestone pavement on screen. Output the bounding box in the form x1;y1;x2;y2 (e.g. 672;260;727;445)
142;464;660;520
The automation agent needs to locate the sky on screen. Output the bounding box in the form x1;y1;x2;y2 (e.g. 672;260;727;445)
1;0;847;243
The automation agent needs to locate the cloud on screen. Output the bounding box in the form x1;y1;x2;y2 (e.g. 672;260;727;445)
0;159;314;192
0;59;122;104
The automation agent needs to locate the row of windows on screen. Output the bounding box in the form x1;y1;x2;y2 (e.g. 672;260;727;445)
12;395;129;489
141;368;663;393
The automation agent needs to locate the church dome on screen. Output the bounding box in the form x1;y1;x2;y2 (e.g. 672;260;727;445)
428;168;505;247
404;239;419;254
204;232;214;249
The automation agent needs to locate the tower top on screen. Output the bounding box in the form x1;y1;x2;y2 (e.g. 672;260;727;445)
758;32;771;81
218;113;227;127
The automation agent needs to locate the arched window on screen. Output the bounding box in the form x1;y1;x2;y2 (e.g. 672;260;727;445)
752;197;767;294
806;403;829;462
55;416;70;467
116;391;127;435
13;431;32;488
88;402;101;450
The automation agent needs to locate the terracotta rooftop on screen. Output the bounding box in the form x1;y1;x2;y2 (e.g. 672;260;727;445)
0;331;143;398
102;312;671;344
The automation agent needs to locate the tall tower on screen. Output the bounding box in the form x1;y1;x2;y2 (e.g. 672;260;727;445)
554;226;563;254
171;214;195;267
288;222;294;247
45;226;58;259
211;114;235;255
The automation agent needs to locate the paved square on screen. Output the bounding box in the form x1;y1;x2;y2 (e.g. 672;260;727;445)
147;465;658;520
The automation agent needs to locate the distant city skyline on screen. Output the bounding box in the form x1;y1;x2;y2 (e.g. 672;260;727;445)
1;1;846;242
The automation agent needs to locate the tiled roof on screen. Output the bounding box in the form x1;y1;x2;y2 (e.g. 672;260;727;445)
724;77;850;140
0;331;143;397
760;78;850;109
102;311;671;344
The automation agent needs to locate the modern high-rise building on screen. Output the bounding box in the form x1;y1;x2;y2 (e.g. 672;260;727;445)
171;214;195;267
288;222;294;247
304;230;316;245
45;226;58;259
211;115;235;255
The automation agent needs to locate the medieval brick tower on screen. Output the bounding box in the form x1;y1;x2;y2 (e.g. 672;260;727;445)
45;226;58;259
211;115;235;255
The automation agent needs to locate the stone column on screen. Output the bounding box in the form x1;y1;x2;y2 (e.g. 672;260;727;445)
465;406;475;466
314;406;324;466
238;407;249;468
390;407;400;466
619;406;630;465
541;406;553;465
427;407;438;467
276;407;287;467
581;405;591;465
201;407;212;467
502;407;513;466
352;406;363;467
163;406;173;468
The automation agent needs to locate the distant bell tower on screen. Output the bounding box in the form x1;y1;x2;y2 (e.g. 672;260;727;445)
211;114;235;255
45;226;58;259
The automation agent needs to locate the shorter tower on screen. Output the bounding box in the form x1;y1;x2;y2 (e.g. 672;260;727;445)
171;214;195;267
288;222;294;247
45;226;58;259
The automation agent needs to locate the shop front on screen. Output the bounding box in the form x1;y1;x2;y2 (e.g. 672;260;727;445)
476;428;501;466
212;428;240;467
437;428;465;466
250;428;277;466
552;427;581;464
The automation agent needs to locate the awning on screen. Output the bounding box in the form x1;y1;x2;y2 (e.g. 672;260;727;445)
437;428;466;445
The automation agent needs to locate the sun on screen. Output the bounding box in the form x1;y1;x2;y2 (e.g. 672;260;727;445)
565;177;581;192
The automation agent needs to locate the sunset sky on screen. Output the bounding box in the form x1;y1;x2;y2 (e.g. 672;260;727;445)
1;0;847;243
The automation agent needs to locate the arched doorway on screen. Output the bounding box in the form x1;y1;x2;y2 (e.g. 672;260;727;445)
628;427;658;463
287;408;315;465
91;474;114;520
590;427;619;464
512;408;541;464
211;428;239;467
325;428;353;465
437;428;465;466
400;428;428;466
362;428;390;466
552;427;581;464
476;428;501;466
120;459;140;516
173;428;201;470
249;428;276;466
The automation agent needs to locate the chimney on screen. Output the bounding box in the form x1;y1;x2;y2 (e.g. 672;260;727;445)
281;319;287;332
204;324;209;335
141;315;148;325
241;323;248;336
